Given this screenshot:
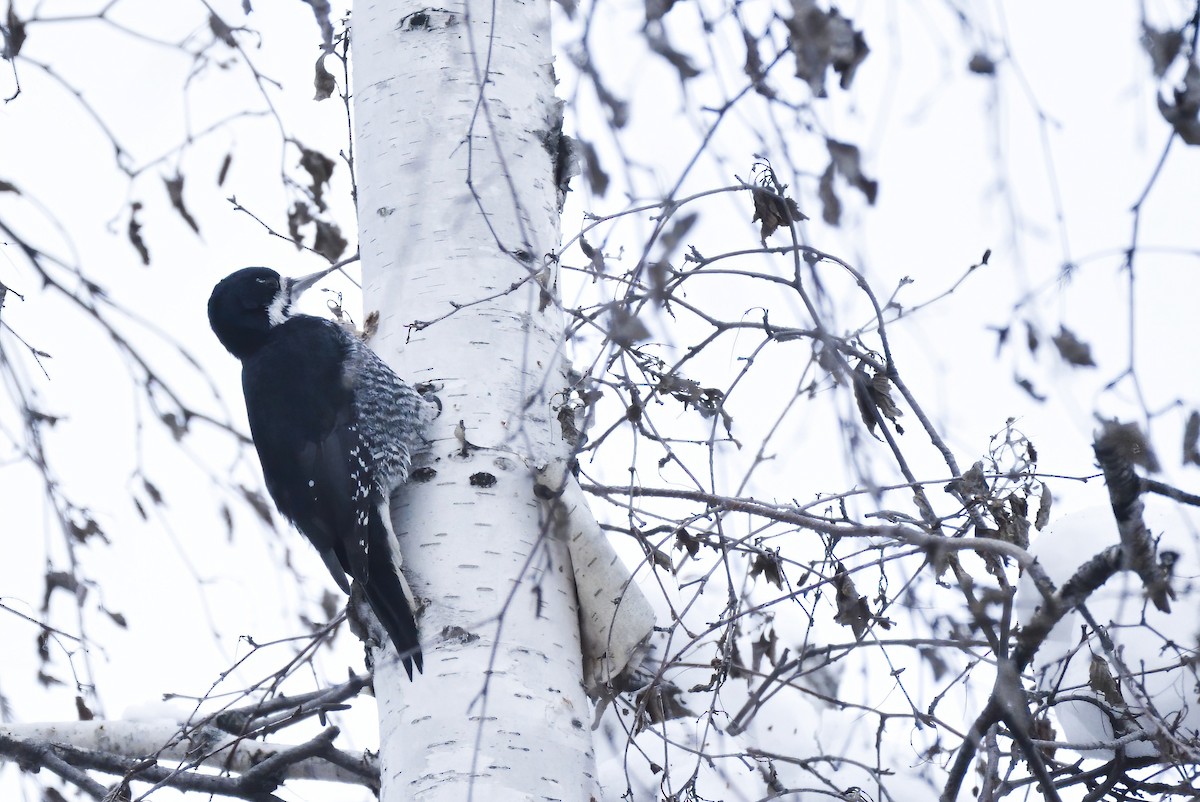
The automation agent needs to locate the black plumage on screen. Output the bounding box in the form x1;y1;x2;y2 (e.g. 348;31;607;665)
208;266;431;677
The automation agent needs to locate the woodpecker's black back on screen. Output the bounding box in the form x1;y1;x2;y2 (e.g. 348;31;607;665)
208;267;429;677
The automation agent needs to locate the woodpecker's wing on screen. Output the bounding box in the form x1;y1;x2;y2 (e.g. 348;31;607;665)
294;415;372;589
243;317;424;674
362;499;423;676
242;317;366;592
343;337;434;490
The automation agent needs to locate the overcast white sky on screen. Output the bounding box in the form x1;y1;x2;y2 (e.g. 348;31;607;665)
2;0;1199;799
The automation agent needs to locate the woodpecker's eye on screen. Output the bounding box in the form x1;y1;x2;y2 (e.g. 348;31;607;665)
255;277;272;285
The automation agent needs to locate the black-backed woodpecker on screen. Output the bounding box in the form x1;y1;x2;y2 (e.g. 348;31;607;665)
208;265;432;677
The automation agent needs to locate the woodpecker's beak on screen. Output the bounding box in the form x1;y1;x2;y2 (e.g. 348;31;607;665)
285;264;341;301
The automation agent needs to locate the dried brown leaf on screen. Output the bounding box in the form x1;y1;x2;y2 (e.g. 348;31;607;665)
1141;24;1183;78
314;53;336;101
853;365;902;436
609;307;651;347
298;145;336;210
1051;325;1096;367
288;201;312;245
579;234;606;274
37;670;64;688
646;260;671;304
913;491;936;531
749;550;784;590
818;162;840;225
826;139;878;204
644;0;677;22
1030;715;1057;761
635;683;692;730
743;28;773;97
143;477;163;505
946;460;987;501
645;25;699;80
751;187;806;241
658;212;697;259
313;219;348;262
209;14;238;47
751;628;778;672
1088;654;1124;707
43;570;81;611
576;138;609;196
675;530;702;558
1184;410;1200;466
1032;484;1053;532
786;0;868;95
832;564;870;639
240;485;275;525
967;52;995;74
164;174;199;234
918;645;949;681
645;543;673;573
1000;494;1030;549
4;4;26;58
128;202;150;265
217;152;233;187
1157;61;1200;145
67;514;106;544
1015;376;1046;402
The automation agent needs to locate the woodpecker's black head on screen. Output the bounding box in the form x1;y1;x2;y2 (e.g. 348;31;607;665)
208;266;336;359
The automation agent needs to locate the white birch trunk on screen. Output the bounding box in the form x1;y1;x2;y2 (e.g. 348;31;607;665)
352;1;601;800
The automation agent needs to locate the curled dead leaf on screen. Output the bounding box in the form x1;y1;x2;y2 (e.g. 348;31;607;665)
314;53;336;101
751;187;806;241
786;0;869;96
1157;61;1200;145
1034;483;1053;530
1051;325;1096;367
164;174;200;234
1141;24;1183;78
128;202;150;265
298;145;336;210
832;564;871;640
852;365;903;436
1184;410;1200;466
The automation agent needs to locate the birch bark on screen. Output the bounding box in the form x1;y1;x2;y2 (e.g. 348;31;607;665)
352;0;600;799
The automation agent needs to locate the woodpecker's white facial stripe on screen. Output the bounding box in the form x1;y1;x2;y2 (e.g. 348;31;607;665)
267;287;290;327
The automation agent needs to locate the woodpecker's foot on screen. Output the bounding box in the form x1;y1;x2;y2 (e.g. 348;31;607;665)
415;382;443;417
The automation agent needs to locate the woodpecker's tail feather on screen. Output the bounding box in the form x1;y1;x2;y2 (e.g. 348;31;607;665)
364;506;423;679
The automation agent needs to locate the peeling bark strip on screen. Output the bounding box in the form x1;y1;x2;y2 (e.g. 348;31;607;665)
536;460;655;694
352;0;601;798
1094;421;1175;612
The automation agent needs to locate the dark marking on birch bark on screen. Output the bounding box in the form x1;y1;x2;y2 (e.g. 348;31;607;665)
398;8;458;31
